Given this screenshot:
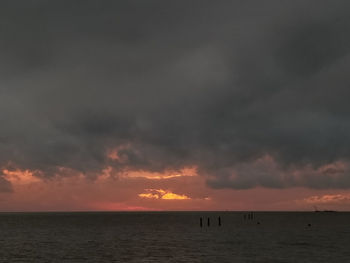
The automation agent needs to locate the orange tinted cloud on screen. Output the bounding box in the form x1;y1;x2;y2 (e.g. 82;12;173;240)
138;193;159;199
123;166;197;180
107;144;131;163
3;168;41;185
161;192;190;200
138;189;190;200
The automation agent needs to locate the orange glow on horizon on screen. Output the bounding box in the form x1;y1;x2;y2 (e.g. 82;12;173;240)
304;194;350;204
88;202;158;211
2;159;350;212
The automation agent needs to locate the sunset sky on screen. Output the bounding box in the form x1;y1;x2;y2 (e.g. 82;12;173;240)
1;1;350;211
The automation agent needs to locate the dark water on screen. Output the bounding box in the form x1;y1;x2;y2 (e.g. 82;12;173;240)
0;212;349;262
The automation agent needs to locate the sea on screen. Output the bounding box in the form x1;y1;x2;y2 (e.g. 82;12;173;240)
0;212;349;262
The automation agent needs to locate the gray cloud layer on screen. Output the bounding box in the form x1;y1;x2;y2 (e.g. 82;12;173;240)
1;1;350;190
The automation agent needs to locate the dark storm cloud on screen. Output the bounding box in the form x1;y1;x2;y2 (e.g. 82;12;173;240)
1;0;350;189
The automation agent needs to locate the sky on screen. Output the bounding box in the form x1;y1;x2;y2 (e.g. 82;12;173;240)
1;1;350;211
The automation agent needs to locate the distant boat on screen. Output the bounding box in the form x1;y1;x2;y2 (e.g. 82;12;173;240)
314;206;337;213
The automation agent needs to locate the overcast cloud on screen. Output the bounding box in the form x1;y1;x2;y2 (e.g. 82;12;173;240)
1;1;350;190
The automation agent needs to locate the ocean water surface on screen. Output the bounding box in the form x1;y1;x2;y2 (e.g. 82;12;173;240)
0;212;349;262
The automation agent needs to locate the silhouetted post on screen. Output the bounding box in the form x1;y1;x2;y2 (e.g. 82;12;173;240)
200;217;203;227
218;216;221;226
244;214;246;220
207;217;210;227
